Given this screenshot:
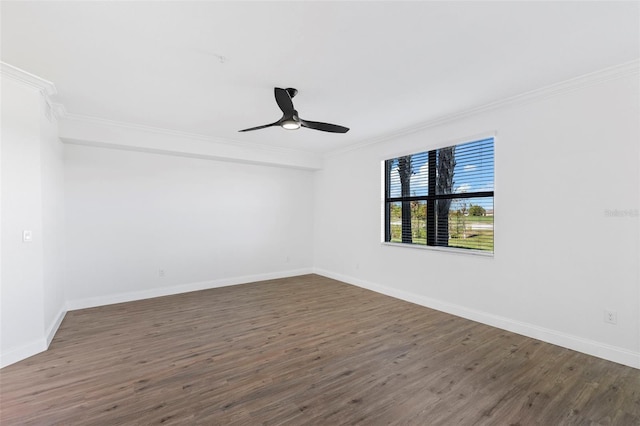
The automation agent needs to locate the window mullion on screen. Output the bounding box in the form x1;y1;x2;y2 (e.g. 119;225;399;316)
426;150;436;246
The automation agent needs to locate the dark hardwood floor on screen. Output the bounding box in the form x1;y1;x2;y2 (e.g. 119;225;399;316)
1;274;639;425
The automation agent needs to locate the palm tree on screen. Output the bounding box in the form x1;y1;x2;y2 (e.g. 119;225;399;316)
397;156;413;243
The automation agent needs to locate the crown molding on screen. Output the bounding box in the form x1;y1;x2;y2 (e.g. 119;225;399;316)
60;137;320;171
60;111;315;158
51;102;67;118
5;58;636;166
0;62;57;97
58;112;323;170
326;59;640;158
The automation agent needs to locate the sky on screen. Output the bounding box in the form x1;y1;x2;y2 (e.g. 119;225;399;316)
388;137;494;210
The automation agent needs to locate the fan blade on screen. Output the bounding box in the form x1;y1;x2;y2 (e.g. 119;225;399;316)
238;122;279;132
300;119;349;133
274;87;295;115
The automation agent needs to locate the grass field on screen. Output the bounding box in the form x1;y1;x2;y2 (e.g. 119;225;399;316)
389;215;494;252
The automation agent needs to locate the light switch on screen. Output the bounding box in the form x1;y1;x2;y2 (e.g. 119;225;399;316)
23;230;33;243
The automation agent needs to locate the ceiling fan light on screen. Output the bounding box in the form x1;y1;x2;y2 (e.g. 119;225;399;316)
281;119;300;130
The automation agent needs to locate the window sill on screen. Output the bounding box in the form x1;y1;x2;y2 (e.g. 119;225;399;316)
381;242;494;258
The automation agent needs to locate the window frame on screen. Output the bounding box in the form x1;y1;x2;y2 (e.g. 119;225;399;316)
381;135;495;256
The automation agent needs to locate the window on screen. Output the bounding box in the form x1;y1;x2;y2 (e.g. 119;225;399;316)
383;137;494;253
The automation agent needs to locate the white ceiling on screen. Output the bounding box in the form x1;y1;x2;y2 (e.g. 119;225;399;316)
2;1;639;155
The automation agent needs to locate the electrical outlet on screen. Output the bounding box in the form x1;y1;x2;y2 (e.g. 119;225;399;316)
159;269;165;278
604;310;617;324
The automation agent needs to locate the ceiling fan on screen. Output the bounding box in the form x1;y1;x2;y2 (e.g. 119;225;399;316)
239;87;349;133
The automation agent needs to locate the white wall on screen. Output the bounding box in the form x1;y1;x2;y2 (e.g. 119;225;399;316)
40;102;66;341
2;63;638;370
314;71;640;368
1;74;66;367
64;144;314;308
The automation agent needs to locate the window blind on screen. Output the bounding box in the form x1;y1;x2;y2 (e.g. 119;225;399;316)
384;137;494;253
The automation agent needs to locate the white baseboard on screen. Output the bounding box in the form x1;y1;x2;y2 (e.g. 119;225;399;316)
7;268;637;371
313;268;640;370
66;268;314;311
46;306;67;346
0;339;47;369
2;269;313;368
1;305;67;368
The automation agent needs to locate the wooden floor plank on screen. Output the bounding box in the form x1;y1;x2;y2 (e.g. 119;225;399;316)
1;274;638;425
